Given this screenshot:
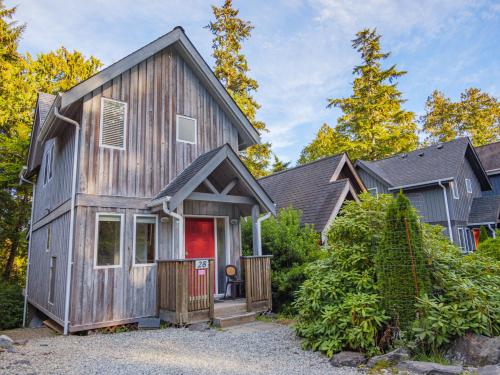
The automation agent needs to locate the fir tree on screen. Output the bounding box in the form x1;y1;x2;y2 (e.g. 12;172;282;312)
270;155;290;173
300;29;417;163
206;0;271;177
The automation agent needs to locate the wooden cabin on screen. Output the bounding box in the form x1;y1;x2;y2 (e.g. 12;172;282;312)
22;27;275;334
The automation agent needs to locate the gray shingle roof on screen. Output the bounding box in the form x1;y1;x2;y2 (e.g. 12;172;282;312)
38;92;55;125
359;138;474;188
476;141;500;173
468;196;500;224
258;155;350;233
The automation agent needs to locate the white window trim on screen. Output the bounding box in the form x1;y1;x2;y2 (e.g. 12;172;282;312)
367;187;378;196
43;143;54;186
450;180;459;200
99;97;128;151
94;212;124;269
48;256;56;305
465;178;472;194
176;114;197;145
132;214;159;267
46;226;51;253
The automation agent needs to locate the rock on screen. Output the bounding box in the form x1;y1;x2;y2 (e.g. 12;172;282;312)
446;334;500;366
13;339;28;346
0;335;14;350
330;351;366;367
367;348;410;367
477;365;500;375
397;361;463;375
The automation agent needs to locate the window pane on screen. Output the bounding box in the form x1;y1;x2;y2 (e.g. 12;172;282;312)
97;215;121;266
49;257;56;304
135;217;156;264
216;218;226;294
177;116;196;143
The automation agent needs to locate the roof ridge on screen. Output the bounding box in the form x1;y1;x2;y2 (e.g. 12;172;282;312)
259;153;345;180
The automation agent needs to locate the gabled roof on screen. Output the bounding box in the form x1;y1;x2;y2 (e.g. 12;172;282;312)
468;196;500;225
149;144;275;215
476;141;500;175
38;92;56;125
258;154;362;237
357;138;491;190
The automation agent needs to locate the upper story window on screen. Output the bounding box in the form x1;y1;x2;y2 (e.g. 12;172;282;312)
95;213;123;268
100;98;127;150
176;115;197;144
43;143;54;186
450;180;459;199
465;178;472;194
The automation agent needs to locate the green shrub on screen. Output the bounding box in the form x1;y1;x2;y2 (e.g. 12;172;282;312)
376;193;431;331
0;281;24;330
476;236;500;261
478;226;489;243
241;207;323;314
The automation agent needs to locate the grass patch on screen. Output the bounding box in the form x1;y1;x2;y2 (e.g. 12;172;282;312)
412;351;451;365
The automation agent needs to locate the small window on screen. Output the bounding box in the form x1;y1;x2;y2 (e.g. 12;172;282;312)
95;213;123;268
465;179;472;194
176;115;197;144
46;227;51;252
450;181;459;199
48;256;56;304
457;228;467;253
367;187;378;196
100;98;127;150
134;215;157;265
43;144;54;185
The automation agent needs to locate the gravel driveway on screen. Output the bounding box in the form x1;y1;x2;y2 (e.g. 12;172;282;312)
0;322;362;375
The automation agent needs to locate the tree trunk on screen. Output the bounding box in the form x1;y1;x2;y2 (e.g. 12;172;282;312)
3;232;20;281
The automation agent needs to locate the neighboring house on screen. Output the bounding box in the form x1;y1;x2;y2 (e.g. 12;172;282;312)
259;153;366;242
476;141;500;196
22;27;275;334
356;138;494;253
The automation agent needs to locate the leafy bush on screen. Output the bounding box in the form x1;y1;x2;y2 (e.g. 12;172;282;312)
476;235;500;261
0;281;24;329
294;193;391;356
478;226;489;243
241;207;323;314
376;193;431;330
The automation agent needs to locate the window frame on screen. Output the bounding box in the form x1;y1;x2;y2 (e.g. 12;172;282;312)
43;143;54;186
450;180;459;200
176;114;197;145
457;227;466;253
48;256;56;305
132;214;159;267
367;187;378;196
99;97;128;151
465;178;472;194
46;226;51;253
94;212;124;269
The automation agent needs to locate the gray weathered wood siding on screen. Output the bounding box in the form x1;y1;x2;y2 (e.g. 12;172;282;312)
70;206;157;329
449;158;482;223
27;212;70;323
405;187;448;224
356;168;389;194
483;174;500;196
77;46;239;199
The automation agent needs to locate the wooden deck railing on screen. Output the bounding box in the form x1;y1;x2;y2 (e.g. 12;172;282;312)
157;259;215;325
241;255;273;312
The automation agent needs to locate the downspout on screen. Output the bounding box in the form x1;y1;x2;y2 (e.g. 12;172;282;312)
54;106;80;336
438;181;454;242
20;169;35;327
256;212;271;256
488;224;496;239
162;201;184;258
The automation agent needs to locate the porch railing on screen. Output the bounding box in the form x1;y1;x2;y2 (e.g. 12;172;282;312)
157;259;215;325
241;255;273;312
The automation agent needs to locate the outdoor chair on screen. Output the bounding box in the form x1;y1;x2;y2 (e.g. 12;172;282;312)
223;265;244;300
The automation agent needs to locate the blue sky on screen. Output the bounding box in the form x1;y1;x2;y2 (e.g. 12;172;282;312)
9;0;500;165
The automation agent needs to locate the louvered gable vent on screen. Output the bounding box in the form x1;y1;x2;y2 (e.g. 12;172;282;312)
100;98;127;149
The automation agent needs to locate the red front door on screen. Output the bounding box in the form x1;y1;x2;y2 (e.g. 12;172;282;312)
185;218;215;259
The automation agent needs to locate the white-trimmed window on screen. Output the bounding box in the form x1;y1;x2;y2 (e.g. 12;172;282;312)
43;143;54;186
133;215;158;266
450;180;459;199
95;213;124;268
457;228;466;253
367;187;378;196
176;115;197;144
465;179;472;194
48;256;56;305
100;97;127;150
46;227;51;253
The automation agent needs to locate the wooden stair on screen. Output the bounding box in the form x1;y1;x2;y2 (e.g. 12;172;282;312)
212;298;256;328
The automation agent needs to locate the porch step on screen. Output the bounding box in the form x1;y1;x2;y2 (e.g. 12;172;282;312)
212;311;256;328
214;298;247;316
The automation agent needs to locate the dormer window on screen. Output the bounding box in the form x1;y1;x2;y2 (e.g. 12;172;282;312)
176;115;197;144
100;98;127;150
465;179;472;194
43;143;54;186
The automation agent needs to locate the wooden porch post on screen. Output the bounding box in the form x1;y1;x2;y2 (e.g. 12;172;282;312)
251;204;260;256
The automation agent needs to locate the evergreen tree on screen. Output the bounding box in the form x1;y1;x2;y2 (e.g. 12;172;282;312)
375;192;431;331
207;0;271;177
478;226;489;243
422;88;500;146
300;29;417;163
270;154;290;173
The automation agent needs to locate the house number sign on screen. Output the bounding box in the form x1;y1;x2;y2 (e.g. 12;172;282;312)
195;259;209;270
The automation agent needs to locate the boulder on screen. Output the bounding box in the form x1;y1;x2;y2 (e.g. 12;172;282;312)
330;351;366;367
367;348;410;367
446;334;500;366
397;361;463;375
0;335;14;350
477;365;500;375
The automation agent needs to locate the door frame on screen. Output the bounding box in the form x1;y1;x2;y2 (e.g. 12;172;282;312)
184;215;230;296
